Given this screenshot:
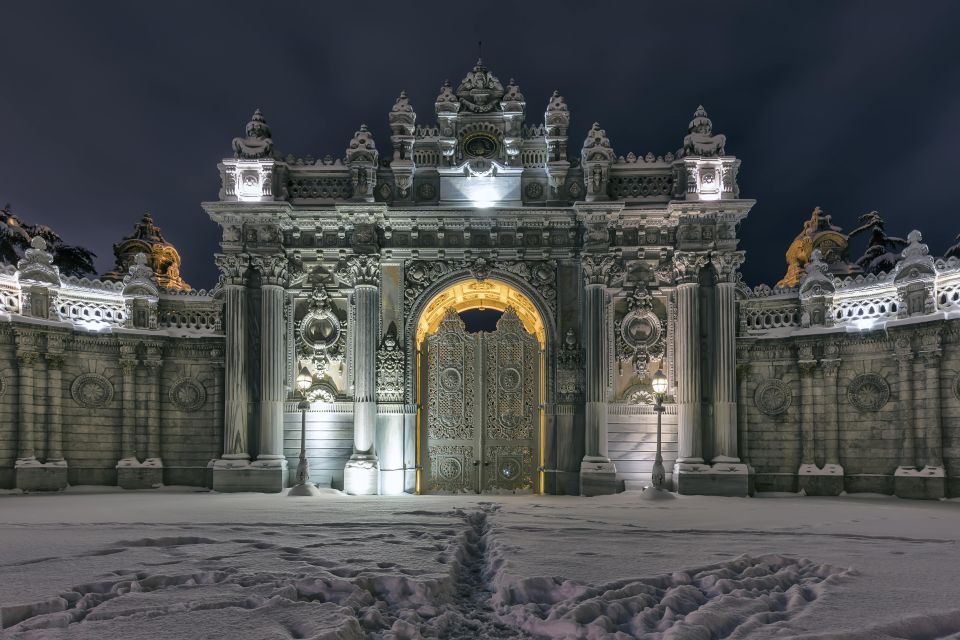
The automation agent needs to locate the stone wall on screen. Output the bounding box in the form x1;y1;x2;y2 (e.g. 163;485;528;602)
738;320;960;496
0;323;224;490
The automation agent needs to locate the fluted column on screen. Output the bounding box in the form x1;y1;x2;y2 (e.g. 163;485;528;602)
253;254;289;464
44;353;65;463
118;347;139;463
895;337;915;468
821;357;841;466
710;252;743;462
581;255;616;461
16;349;38;463
674;252;708;463
215;253;251;460
798;356;817;466
736;360;751;464
143;355;163;462
339;254;381;495
921;341;943;469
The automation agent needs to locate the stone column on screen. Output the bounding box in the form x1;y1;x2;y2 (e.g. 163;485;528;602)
710;252;743;463
674;252;708;465
44;353;65;463
143;355;163;463
922;354;943;470
253;255;289;471
579;255;617;496
215;254;250;461
340;254;381;495
736;360;751;465
798;355;817;466
118;348;139;463
814;345;844;496
15;350;37;463
895;337;915;469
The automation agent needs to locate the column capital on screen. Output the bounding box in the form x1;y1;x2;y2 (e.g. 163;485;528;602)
337;254;381;288
16;351;38;366
44;353;65;369
581;254;619;287
710;251;745;284
820;359;841;376
215;253;251;286
250;253;289;287
798;360;818;374
142;358;163;372
673;251;710;285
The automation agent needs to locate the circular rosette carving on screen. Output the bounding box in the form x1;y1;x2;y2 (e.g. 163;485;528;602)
439;367;462;392
298;309;342;353
437;457;462;481
847;373;890;411
169;378;207;411
499;458;521;480
417;182;437;200
498;368;521;392
754;379;791;416
71;373;114;408
524;181;544;199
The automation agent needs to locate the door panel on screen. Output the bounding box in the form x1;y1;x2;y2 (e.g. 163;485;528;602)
482;310;539;492
424;311;479;493
423;307;539;494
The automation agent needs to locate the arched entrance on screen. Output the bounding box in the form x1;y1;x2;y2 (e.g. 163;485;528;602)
415;279;546;494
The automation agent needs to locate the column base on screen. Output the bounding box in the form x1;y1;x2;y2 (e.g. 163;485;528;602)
288;483;325;497
894;466;945;500
675;462;750;496
116;457;164;490
798;463;844;496
580;457;618;496
379;467;407;496
212;458;288;493
15;458;68;492
344;456;380;495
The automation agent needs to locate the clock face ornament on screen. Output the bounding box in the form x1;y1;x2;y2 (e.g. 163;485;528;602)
463;133;499;159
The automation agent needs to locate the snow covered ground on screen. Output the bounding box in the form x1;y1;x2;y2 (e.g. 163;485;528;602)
2;488;960;639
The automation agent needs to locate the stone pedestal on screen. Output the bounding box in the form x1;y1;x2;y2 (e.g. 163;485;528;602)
344;456;380;496
117;458;164;490
894;466;945;500
675;462;750;496
580;458;618;496
15;460;68;491
212;459;289;493
798;463;844;496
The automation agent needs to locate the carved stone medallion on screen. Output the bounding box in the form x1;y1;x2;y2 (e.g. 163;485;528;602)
847;373;890;411
169;378;207;411
417;182;437;200
71;373;114;408
524;181;544;199
299;312;341;351
754;379;791;416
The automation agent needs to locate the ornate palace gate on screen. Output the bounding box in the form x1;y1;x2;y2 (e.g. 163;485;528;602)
421;308;540;494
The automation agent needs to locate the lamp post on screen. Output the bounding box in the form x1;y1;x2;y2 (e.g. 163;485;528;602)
288;367;323;497
651;367;668;490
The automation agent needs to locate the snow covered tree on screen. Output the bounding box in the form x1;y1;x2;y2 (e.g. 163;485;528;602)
947;234;960;260
848;211;907;275
0;204;96;278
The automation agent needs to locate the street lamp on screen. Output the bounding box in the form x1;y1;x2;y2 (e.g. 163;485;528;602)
289;367;323;497
651;367;668;491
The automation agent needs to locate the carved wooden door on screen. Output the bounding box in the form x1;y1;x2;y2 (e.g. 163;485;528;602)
422;308;539;494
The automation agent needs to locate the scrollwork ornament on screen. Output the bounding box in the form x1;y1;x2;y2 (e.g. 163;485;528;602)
297;287;345;366
252;254;289;287
376;325;405;403
71;373;114;409
673;251;710;285
581;254;620;287
754;379;792;416
169;378;207;411
710;251;745;284
847;373;890;412
214;253;251;286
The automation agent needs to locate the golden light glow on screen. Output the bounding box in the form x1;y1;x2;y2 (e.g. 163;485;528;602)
415;278;546;349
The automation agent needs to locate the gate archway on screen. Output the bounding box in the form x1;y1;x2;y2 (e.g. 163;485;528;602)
413;278;547;494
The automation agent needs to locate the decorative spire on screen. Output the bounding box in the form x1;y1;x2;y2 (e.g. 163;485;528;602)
346;124;378;162
232;108;274;159
546;90;568;113
682;105;726;157
455;59;505;113
103;212;191;291
581;123;614;159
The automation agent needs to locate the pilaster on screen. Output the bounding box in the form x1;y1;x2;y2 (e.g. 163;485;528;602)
579;254;617;496
16;336;66;491
339;254;381;495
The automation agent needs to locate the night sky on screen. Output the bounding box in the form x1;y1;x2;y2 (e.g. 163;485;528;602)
3;1;959;289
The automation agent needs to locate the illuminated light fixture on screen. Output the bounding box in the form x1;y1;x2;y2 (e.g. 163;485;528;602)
652;368;668;396
650;366;668;491
289;367;322;497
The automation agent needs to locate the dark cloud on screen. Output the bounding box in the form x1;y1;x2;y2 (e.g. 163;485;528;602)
2;1;958;287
